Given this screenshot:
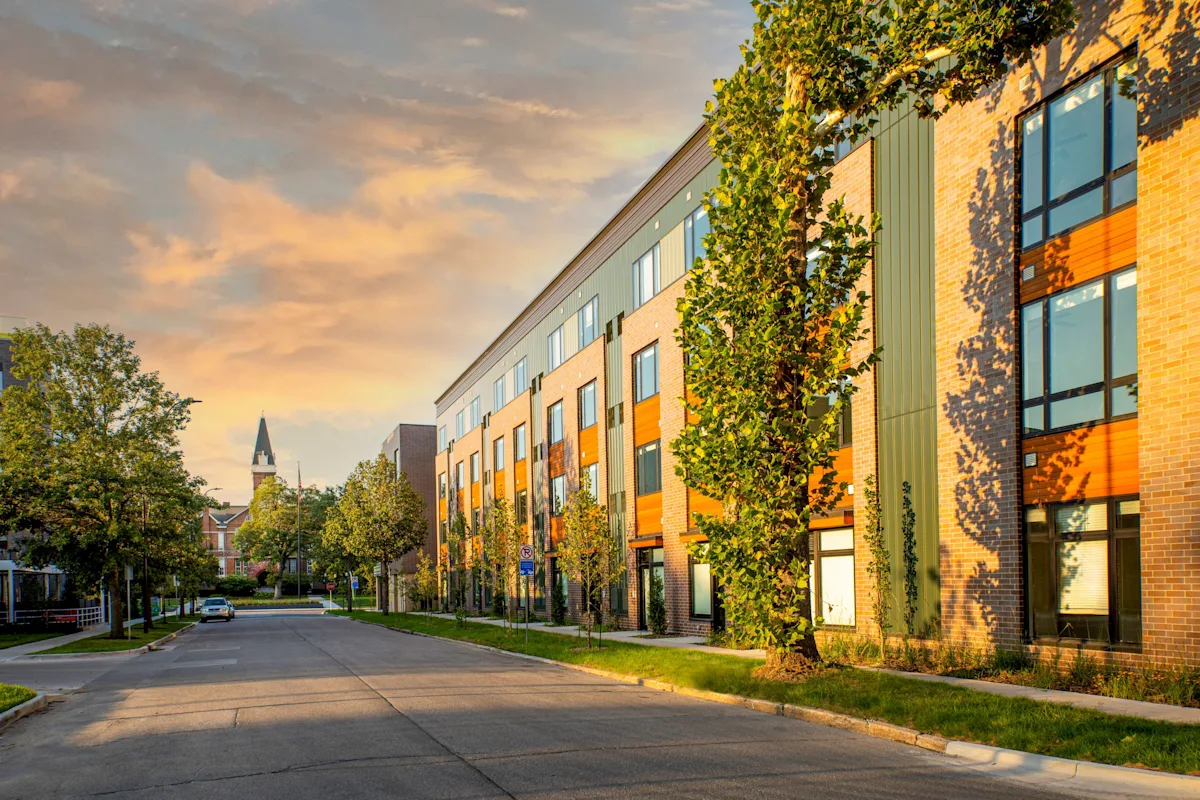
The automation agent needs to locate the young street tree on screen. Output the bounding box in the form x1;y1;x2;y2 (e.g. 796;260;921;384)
233;476;300;599
674;0;1075;670
323;454;427;616
0;324;201;639
559;476;624;649
481;498;523;626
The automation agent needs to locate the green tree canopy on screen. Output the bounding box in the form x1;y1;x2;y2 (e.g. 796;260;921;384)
233;476;301;599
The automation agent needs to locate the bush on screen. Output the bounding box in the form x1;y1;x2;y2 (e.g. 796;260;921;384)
648;570;667;635
550;577;567;625
214;576;257;597
274;576;312;596
491;588;506;617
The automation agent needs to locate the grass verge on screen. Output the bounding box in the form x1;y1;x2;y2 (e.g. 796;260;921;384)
38;618;196;655
333;610;1200;776
229;597;321;607
0;632;65;650
0;684;37;714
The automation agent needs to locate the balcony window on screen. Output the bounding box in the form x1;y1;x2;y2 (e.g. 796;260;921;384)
579;295;600;348
636;441;661;496
548;326;564;373
514;424;527;461
579;381;597;430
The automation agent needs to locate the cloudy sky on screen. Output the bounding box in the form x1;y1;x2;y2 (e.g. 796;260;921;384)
0;0;753;505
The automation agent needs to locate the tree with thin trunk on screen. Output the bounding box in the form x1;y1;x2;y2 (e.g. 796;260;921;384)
233;477;301;599
414;552;437;616
673;0;1075;672
862;475;890;659
481;498;523;628
559;475;623;649
0;324;200;639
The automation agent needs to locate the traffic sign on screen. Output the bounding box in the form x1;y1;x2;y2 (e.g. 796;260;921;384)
326;582;335;592
351;576;360;590
519;544;534;560
519;560;535;577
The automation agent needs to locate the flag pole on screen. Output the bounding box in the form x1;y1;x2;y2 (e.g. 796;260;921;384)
297;463;302;600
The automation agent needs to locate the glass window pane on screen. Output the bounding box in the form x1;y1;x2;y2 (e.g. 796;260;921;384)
1048;75;1105;199
1025;506;1048;535
1116;535;1141;644
691;562;712;616
1024;404;1045;434
1021;111;1044;212
1022;303;1044;400
1116;499;1140;529
515;425;526;461
1055;502;1108;533
1049;282;1104;393
1057;539;1109;615
1047;187;1103;236
1050;392;1104;428
820;528;853;552
1111;385;1137;416
1028;539;1055;638
693;207;710;260
1111;268;1137;379
1022;216;1044;249
819;554;856;626
1111;60;1138;170
1111;170;1137;208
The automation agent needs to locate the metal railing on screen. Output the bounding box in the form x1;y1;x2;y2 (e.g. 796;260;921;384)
14;607;104;628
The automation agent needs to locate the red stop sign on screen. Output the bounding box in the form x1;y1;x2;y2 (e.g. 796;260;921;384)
326;582;335;592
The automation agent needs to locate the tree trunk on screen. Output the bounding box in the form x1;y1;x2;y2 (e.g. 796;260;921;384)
107;570;124;639
380;558;390;616
141;553;153;633
346;569;354;613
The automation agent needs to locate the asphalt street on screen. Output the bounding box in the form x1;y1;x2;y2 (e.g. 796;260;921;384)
0;613;1075;799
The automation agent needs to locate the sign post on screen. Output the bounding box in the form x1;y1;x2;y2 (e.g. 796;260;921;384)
124;565;134;641
519;545;535;644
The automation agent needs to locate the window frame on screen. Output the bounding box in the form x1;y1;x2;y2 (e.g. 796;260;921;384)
515;489;528;524
689;547;715;619
579;380;598;430
438;473;447;499
578;294;600;349
635;440;662;497
684;205;710;272
437;426;447;452
493;436;505;472
493;376;506;412
633;343;659;403
1018;54;1138;250
455;410;464;440
1021;266;1137;437
812;528;856;629
469;397;481;430
470;452;480;485
547;401;564;445
547;325;565;373
514;358;528;395
633;243;661;309
514;424;527;461
550;474;566;517
581;462;600;498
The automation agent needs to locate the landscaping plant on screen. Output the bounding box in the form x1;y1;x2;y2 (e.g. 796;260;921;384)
901;480;919;636
559;474;624;648
648;569;667;636
862;475;890;658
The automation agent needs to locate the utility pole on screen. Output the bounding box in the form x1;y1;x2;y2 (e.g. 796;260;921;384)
297;463;303;600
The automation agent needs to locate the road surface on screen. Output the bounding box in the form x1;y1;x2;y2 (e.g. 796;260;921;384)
0;612;1073;799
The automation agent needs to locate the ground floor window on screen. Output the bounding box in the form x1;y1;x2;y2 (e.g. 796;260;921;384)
690;548;712;618
1026;497;1141;646
637;547;664;630
812;528;855;627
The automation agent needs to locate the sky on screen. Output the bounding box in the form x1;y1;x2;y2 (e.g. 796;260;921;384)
0;0;754;506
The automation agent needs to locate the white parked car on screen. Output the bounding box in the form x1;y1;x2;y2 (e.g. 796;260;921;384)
199;596;236;623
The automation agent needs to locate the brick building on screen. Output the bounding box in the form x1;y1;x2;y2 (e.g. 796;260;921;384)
379;423;438;611
201;416;278;578
431;0;1199;665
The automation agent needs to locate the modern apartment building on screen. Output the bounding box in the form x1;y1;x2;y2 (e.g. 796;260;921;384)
379;423;438;611
432;0;1198;666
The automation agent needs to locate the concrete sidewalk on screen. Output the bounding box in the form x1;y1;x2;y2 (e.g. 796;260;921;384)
0;613;181;662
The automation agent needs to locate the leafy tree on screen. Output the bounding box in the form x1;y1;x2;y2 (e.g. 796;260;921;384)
901;480;919;636
674;0;1075;670
559;477;624;648
414;551;438;616
233;477;301;599
550;570;567;626
321;454;427;616
481;498;523;627
0;324;200;638
647;569;667;636
444;511;469;614
862;475;890;658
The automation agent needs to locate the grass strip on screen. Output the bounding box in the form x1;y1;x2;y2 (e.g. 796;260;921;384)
38;618;196;654
0;684;38;714
334;610;1200;776
228;597;321;607
0;632;64;650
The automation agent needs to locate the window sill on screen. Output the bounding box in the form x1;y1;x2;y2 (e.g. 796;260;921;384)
1029;637;1142;655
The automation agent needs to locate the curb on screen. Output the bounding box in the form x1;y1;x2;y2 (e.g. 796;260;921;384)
0;692;47;733
341;614;1199;798
20;622;197;660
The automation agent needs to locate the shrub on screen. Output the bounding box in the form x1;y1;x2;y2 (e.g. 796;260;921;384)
550;576;567;625
491;589;506;618
648;569;667;636
214;576;257;597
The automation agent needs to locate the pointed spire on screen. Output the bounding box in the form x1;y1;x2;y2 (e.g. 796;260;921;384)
251;416;276;468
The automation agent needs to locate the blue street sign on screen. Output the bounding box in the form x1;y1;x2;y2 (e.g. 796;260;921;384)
351;576;360;590
519;560;535;577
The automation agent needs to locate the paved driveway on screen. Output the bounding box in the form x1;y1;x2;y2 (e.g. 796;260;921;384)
0;613;1072;799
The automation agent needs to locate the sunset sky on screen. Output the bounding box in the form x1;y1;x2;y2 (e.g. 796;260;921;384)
1;0;753;505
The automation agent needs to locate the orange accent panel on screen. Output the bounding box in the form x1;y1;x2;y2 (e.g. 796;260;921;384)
494;469;506;501
636;492;663;535
810;446;854;506
629;536;664;550
550;515;564;549
634;395;661;447
579;425;599;464
688;489;721;526
680;531;708;544
456;491;463;513
1020;206;1137;304
811;511;855;530
1023;418;1139;505
471;482;481;509
514;459;528;493
549;441;565;477
438;498;447;520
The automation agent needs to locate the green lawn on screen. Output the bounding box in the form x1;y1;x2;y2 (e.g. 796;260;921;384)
0;632;65;650
37;618;196;655
228;596;321;607
332;594;376;609
0;684;37;714
333;611;1200;776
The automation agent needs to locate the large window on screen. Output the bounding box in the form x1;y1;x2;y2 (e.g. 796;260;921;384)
1019;56;1137;249
455;461;464;493
470;452;480;484
579;295;600;348
514;358;528;395
494;376;506;412
548;325;564;373
579;381;597;430
691;545;713;618
548;401;564;445
807;388;853;448
438;473;446;499
636;441;661;496
469;397;481;430
514;423;527;461
550;475;566;517
812;528;855;627
437;426;447;452
493;437;505;471
684;206;710;271
634;344;659;403
1021;267;1137;435
515;489;528;524
633;243;661;309
1026;498;1141;646
455;410;464;439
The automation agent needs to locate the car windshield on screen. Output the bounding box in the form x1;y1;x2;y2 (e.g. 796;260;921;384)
204;599;225;606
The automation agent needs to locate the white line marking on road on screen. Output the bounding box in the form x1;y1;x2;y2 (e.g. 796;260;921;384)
164;659;238;669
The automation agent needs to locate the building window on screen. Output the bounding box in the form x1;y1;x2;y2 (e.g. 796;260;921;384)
455;462;464;493
438;473;447;499
579;381;597;430
493;437;505;472
812;528;855;627
636;441;661;496
579;295;600;348
548;401;564;445
455;410;465;440
514;424;527;461
690;547;713;618
473;508;481;531
438;426;447;452
634;344;659;403
582;462;599;497
548;325;564;373
470;452;480;484
514;358;528;395
684;206;710;271
1019;56;1137;249
550;475;566;517
469;397;481;430
494;376;506;411
515;489;528;523
1021;267;1137;435
1026;498;1140;646
633;243;661;309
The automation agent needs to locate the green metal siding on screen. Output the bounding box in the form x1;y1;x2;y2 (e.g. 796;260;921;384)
874;105;941;633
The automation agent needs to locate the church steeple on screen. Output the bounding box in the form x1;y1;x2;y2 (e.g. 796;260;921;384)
251;415;277;491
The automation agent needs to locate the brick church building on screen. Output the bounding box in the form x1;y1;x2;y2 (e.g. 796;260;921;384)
201;416;277;578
